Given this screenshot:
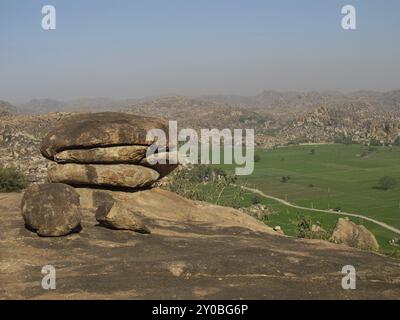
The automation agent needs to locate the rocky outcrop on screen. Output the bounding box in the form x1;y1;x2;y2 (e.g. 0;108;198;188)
331;218;380;251
21;183;81;237
21;112;178;236
281;105;400;145
48;163;159;188
42;112;177;190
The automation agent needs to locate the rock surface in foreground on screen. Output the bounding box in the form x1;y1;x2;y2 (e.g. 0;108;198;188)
48;163;159;188
54;145;148;164
331;218;380;251
21;183;81;237
40;112;169;160
2;190;399;299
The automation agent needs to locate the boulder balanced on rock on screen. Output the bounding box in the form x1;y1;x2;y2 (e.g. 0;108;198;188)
22;112;179;236
41;112;178;189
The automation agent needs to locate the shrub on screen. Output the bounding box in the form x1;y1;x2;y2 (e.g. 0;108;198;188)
254;154;261;163
214;167;227;178
188;165;213;182
296;215;313;239
377;176;397;191
251;194;262;205
0;167;29;192
280;176;291;183
295;215;330;240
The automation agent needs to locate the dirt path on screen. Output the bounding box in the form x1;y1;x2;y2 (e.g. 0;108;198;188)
241;186;400;236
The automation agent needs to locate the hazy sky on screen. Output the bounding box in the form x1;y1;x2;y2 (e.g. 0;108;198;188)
1;0;400;102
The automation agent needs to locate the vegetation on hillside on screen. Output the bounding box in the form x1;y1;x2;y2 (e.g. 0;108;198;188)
0;166;28;192
164;165;245;209
295;215;331;240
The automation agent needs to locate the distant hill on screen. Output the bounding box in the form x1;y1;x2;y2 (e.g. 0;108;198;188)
201;90;400;113
124;96;276;131
12;90;400;115
18;99;67;114
17;98;131;114
0;100;18;115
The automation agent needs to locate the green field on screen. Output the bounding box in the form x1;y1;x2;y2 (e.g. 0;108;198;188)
214;144;400;256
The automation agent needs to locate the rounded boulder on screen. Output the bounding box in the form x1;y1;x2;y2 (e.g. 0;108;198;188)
21;183;82;237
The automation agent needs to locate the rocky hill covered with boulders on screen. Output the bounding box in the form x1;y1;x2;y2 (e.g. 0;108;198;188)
2;92;400;183
281;105;400;145
0;112;73;182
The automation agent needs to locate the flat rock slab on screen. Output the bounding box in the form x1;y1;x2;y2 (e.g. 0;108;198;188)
48;163;159;188
54;146;148;164
40;112;169;160
1;192;400;299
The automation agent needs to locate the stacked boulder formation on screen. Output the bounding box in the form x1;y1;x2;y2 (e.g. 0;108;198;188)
21;112;177;237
